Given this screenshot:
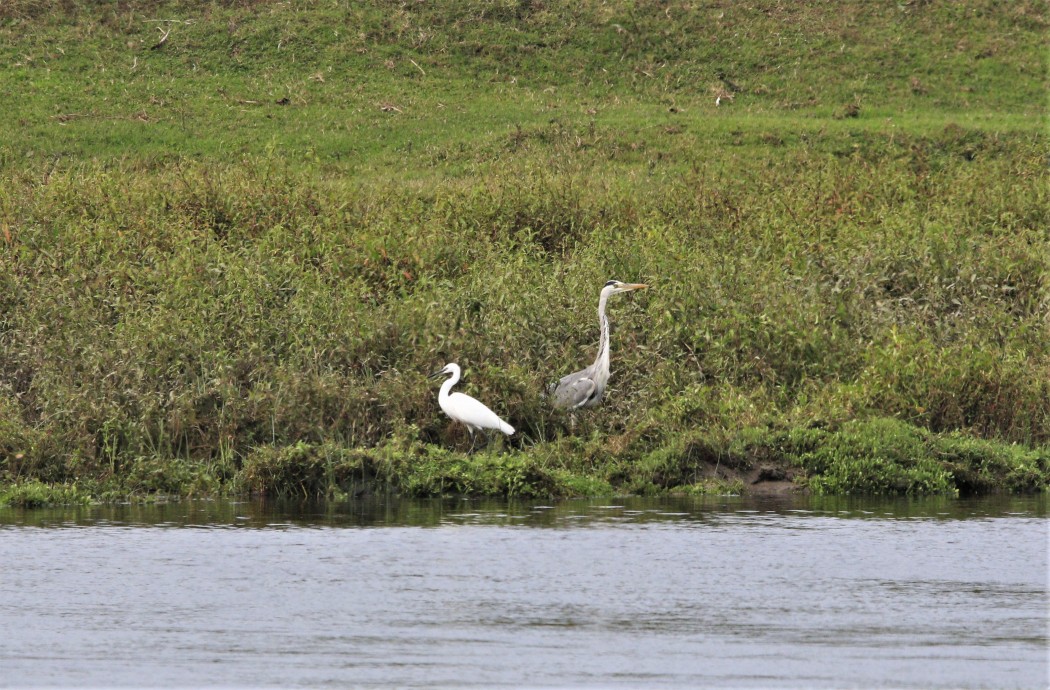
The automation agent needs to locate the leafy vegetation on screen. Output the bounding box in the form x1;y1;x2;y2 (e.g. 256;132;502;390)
0;479;90;508
0;1;1047;505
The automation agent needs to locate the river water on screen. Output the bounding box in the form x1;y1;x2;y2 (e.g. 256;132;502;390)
1;495;1046;688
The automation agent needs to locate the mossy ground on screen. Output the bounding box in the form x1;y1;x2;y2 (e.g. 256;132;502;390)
0;1;1047;505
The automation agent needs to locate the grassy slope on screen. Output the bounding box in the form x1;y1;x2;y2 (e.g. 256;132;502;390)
2;1;1046;166
0;0;1047;504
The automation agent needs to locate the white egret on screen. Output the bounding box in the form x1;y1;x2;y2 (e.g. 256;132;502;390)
551;279;648;409
429;363;514;446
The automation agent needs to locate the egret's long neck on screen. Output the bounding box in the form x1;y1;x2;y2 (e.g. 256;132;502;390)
440;369;460;401
594;291;611;370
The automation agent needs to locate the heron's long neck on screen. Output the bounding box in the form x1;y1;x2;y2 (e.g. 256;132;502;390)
594;293;611;370
440;370;460;400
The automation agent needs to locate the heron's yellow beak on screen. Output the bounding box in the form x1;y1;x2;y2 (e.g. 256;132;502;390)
625;283;648;291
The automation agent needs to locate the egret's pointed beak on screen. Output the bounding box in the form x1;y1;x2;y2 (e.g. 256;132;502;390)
428;369;446;380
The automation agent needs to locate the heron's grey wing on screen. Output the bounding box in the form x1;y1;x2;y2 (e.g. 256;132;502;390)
552;371;597;410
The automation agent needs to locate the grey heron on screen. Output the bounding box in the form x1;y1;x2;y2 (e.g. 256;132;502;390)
430;363;514;445
550;280;648;410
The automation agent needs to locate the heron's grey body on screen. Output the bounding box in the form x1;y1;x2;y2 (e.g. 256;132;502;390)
551;280;647;410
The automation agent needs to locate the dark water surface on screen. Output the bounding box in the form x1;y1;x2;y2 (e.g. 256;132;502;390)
1;495;1046;688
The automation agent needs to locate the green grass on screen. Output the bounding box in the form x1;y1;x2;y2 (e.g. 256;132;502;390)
0;479;90;508
2;0;1045;168
0;1;1047;504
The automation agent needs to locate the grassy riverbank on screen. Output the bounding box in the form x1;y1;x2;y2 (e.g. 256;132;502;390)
1;1;1047;505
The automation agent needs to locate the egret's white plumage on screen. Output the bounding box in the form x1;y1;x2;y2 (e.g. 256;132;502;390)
551;280;648;410
430;363;514;438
